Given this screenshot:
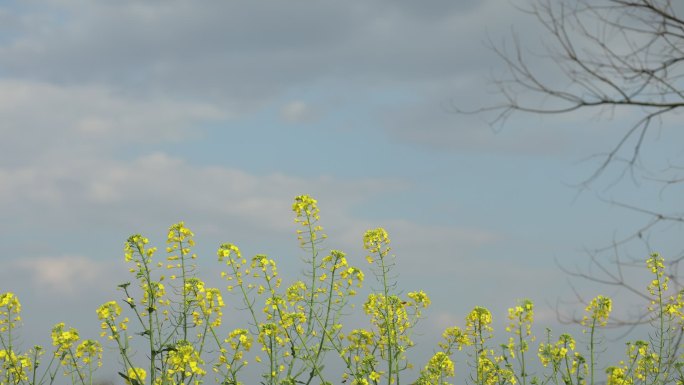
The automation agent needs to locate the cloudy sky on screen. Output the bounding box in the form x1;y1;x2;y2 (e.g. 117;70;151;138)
1;0;683;382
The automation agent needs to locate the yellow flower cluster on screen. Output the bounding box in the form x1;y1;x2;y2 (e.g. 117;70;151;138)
477;353;516;385
506;299;534;335
504;299;535;360
166;221;197;270
257;323;287;357
167;340;206;377
51;323;90;371
318;250;364;302
202;287;224;327
340;265;364;288
538;333;574;367
293;194;327;248
217;243;242;263
140;281;169;315
341;329;379;385
124;368;147;385
75;339;103;367
0;292;21;332
279;311;306;334
96;301;129;340
167;221;195;246
350;379;370;385
124;234;149;262
184;278;224;327
369;370;382;381
292;195;320;219
581;295;612;327
0;349;31;384
606;366;633;385
647;252;665;275
252;255;279;282
440;326;470;351
646;253;670;304
362;290;426;377
625;340;659;381
343;329;375;359
218;243;246;291
125;367;147;385
663;298;683;318
215;328;253;382
363;228;390;262
228;328;253;354
416;352;455;385
286;281;307;306
466;306;493;341
123;233;161;279
363;294;408;340
407;291;431;308
51;323;80;352
96;300;121;320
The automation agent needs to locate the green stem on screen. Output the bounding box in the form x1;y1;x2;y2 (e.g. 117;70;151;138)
304;255;342;385
562;342;573;385
36;350;59;385
229;259;259;331
136;243;158;385
178;237;189;343
305;213;318;335
653;276;665;385
476;323;483;385
378;250;394;385
589;318;596;385
518;320;527;385
66;349;87;385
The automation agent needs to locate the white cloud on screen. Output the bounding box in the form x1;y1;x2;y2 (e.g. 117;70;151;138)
280;101;316;123
10;255;115;296
431;311;465;330
0;79;228;163
0;151;408;249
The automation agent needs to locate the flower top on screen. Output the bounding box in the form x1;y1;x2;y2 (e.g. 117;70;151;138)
363;228;391;262
582;295;612;327
51;323;80;351
292;195;320;220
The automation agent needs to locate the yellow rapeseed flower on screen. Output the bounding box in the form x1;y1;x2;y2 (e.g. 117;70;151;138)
96;301;121;320
75;339;103;366
51;323;80;351
0;292;22;332
407;291;431;308
0;349;31;383
363;228;390;260
466;306;493;338
581;295;612;327
292;195;320;220
125;367;147;385
167;340;206;377
606;366;633;385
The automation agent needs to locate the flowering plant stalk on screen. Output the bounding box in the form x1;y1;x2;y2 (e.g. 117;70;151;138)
342;227;430;385
501;299;535;385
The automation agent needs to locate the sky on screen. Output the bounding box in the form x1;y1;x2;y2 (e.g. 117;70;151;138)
1;0;684;383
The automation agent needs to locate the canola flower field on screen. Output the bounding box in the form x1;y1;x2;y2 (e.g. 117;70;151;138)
0;195;681;385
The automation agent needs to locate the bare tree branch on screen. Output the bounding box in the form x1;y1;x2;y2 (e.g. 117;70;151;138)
466;0;684;336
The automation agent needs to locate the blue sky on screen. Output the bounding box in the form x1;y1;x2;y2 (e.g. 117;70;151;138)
1;0;683;383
